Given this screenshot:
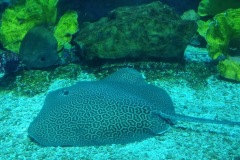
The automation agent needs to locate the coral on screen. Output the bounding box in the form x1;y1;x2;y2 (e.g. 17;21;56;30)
200;8;240;59
197;20;211;38
54;11;79;51
218;59;240;81
0;63;82;96
14;69;52;96
0;50;22;76
197;2;240;81
197;0;240;16
0;0;59;53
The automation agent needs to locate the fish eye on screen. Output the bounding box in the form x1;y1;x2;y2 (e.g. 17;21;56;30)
40;57;46;62
62;90;69;96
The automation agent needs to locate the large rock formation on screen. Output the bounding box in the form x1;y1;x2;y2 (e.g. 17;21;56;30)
74;1;197;60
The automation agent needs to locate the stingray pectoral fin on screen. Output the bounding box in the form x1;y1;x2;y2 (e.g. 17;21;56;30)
157;111;240;126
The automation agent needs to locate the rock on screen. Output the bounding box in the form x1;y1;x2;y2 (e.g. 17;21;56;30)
57;0;154;22
181;9;200;21
74;1;197;60
161;0;199;14
184;45;211;62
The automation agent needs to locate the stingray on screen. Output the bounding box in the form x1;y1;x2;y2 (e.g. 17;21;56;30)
28;68;240;147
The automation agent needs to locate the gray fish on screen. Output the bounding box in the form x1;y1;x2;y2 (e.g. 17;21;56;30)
28;68;240;147
19;26;58;68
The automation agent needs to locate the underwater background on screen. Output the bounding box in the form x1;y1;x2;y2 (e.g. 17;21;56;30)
0;0;240;159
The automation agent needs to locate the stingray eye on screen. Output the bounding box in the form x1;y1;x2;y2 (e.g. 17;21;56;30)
62;90;69;96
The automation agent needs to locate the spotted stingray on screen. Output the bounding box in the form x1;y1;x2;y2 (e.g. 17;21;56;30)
28;68;240;147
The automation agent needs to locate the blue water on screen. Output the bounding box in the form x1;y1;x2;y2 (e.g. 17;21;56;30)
0;0;240;159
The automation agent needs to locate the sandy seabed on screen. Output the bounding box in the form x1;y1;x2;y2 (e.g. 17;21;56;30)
0;70;240;160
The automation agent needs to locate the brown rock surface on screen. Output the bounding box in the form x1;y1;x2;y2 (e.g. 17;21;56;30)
74;1;197;60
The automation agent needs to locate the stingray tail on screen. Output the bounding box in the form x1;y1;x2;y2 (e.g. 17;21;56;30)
157;112;240;126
